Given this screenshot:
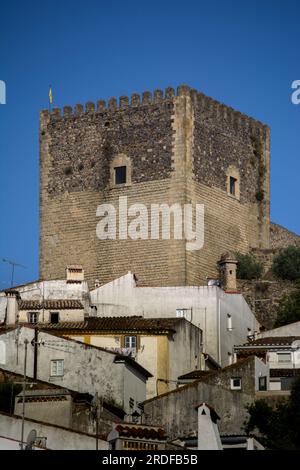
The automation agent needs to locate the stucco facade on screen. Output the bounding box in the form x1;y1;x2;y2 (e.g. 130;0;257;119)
43;317;203;398
91;272;259;367
0;326;150;414
143;357;268;438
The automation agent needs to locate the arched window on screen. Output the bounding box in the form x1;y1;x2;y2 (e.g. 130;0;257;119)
226;166;240;200
110;154;132;187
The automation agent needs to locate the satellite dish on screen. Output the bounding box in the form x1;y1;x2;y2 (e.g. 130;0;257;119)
25;429;37;450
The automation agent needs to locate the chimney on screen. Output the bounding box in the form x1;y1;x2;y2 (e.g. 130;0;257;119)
196;403;222;450
5;290;20;325
66;265;84;283
218;252;238;291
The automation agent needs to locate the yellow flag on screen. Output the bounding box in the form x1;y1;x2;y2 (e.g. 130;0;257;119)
49;86;53;104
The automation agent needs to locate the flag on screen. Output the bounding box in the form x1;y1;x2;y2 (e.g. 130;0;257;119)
49;85;53;104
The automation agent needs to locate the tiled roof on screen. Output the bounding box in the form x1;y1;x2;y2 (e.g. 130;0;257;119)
270;368;300;378
38;316;181;333
115;424;166;441
18;299;84;310
236;336;300;348
178;370;212;380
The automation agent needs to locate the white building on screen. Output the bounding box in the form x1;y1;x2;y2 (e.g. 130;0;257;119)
90;272;259;367
0;326;152;414
234;332;300;391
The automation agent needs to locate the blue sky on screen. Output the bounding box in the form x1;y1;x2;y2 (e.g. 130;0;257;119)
0;0;299;288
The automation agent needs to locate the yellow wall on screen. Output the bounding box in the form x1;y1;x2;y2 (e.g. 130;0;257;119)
65;333;169;398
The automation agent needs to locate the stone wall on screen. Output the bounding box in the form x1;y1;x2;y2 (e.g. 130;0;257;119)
270;222;300;250
40;85;270;288
237;279;299;329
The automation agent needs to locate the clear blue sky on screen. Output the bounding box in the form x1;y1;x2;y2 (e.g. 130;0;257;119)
0;0;299;288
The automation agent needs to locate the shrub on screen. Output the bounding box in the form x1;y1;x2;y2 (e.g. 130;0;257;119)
272;245;300;281
236;252;263;280
275;289;300;327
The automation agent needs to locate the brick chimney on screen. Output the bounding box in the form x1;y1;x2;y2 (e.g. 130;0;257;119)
218;252;238;291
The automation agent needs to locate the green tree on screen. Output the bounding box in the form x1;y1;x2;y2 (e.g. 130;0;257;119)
245;376;300;449
272;245;300;281
236;252;263;280
275;289;300;327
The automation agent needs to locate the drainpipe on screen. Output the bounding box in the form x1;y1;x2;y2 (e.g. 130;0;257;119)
218;299;221;365
33;328;38;380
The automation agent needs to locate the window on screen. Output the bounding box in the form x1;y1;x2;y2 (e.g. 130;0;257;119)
129;397;134;410
124;336;137;349
110;154;131;187
50;312;59;324
229;176;237;196
176;308;188;318
114;166;127;185
227;314;232;331
230;377;242;390
277;352;291;363
50;359;64;377
259;376;267;391
28;312;38;324
226;166;240;199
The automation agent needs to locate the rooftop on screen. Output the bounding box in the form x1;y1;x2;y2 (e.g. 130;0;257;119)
37;316;184;334
18;299;84;310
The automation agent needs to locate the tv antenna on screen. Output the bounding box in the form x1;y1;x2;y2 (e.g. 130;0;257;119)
2;258;27;287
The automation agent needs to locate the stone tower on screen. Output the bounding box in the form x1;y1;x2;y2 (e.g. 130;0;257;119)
39;85;270;287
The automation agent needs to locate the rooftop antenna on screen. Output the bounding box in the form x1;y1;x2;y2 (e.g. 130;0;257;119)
2;258;27;287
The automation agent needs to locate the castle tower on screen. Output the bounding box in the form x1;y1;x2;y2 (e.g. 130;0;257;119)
39;85;270;287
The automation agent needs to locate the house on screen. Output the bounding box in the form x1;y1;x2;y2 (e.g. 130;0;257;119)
234;336;300;391
90;270;259;367
38;316;203;398
1;265;92;326
0;326;152;415
142;356;269;439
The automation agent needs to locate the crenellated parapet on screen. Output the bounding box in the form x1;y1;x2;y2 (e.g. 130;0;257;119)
40;84;268;138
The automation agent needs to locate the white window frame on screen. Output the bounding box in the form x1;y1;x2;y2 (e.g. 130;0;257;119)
124;336;137;349
176;308;189;318
277;352;291;363
230;377;242;390
50;359;64;377
28;312;38;324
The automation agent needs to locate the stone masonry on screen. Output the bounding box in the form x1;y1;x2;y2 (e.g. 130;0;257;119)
39;85;270;287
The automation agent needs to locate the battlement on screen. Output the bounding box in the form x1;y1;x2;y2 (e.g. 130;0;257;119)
40;84;269;138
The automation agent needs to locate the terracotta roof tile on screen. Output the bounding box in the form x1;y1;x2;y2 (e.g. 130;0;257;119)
270;368;300;378
18;299;84;310
115;424;166;440
235;336;300;348
39;316;181;333
178;370;212;380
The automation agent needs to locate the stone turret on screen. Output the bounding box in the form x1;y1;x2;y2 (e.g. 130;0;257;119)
218;252;238;291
